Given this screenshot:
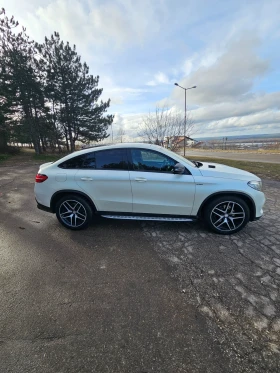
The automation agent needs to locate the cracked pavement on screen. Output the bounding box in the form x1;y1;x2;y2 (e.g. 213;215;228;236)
0;162;279;372
142;179;280;372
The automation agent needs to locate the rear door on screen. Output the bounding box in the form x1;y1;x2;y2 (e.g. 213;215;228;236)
75;149;132;212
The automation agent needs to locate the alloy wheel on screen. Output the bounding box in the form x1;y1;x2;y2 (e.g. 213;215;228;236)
58;199;87;228
210;201;246;232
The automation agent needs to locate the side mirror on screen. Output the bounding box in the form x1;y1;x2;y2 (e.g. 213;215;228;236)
173;163;185;174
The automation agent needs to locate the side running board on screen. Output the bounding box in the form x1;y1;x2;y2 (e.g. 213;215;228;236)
101;215;195;222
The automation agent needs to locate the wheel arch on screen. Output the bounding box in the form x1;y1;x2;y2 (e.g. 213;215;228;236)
50;190;97;213
198;192;256;221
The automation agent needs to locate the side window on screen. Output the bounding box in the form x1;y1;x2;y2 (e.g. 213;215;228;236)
58;154;86;169
131;149;176;172
82;153;96;169
95;149;128;170
58;152;96;169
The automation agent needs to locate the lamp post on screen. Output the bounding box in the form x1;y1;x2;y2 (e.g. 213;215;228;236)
174;83;196;157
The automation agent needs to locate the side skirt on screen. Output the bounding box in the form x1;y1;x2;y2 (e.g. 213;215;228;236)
98;212;197;222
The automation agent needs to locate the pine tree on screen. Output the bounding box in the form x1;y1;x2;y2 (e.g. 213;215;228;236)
0;8;19;150
0;9;47;154
1;10;113;154
37;33;113;152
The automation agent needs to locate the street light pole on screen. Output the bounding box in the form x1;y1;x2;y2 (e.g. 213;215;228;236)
184;88;186;156
174;83;196;157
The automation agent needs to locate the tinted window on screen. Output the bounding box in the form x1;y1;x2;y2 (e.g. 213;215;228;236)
58;154;86;169
131;149;176;172
95;149;128;170
58;152;96;169
82;153;96;169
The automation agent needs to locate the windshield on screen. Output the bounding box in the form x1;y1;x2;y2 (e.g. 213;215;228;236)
163;148;196;167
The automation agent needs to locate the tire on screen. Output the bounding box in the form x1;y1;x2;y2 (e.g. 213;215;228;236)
55;194;93;230
203;195;250;235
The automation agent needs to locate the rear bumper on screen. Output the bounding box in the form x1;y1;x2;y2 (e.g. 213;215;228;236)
36;201;53;214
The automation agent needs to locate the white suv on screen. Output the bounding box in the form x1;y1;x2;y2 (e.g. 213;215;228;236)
34;143;265;234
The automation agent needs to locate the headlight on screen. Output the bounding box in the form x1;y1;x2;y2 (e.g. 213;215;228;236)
248;180;262;191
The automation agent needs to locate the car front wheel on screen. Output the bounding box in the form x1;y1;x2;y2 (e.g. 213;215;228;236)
204;196;250;235
55;195;93;230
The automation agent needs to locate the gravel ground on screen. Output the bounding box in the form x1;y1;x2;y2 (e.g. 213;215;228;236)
0;160;279;372
142;180;280;372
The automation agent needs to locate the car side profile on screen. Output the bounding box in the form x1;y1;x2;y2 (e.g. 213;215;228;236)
34;143;265;234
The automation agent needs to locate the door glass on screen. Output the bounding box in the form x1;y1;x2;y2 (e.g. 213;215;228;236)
95;149;128;170
131;149;176;172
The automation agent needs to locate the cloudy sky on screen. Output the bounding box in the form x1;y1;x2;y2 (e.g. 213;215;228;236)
3;0;280;140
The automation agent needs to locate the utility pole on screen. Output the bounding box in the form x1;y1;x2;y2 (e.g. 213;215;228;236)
174;83;197;156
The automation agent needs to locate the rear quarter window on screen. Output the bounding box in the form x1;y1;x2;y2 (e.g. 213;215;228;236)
58;152;96;169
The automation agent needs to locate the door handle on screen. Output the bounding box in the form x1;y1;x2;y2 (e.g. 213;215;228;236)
80;177;93;181
135;177;147;182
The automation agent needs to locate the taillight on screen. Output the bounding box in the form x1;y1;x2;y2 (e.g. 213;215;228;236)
35;174;48;183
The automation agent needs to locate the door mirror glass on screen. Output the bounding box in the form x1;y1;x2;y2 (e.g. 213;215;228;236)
173;163;185;174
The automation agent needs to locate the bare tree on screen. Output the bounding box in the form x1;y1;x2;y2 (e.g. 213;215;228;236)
139;106;194;150
117;125;125;143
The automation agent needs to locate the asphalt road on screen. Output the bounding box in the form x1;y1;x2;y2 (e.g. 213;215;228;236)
182;150;280;164
0;161;279;373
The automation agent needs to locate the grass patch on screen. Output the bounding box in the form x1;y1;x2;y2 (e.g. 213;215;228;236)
0;153;11;163
187;156;280;181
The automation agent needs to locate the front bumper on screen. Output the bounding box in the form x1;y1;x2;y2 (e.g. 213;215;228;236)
253;192;265;220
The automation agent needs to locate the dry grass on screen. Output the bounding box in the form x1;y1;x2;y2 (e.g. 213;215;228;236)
19;148;68;162
20;147;36;154
186;148;280;154
33;154;65;162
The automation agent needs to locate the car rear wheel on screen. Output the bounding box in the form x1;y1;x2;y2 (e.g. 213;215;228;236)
55;195;93;230
204;196;250;235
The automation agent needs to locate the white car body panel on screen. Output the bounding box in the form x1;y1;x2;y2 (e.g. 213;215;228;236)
129;170;196;215
75;169;132;212
34;143;265;227
35;168;79;208
198;162;260;181
191;175;265;217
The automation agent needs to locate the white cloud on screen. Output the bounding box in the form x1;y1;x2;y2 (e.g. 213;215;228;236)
173;36;269;106
146;72;171;86
10;0;169;48
102;86;150;106
2;0;280;140
181;49;222;78
194;109;280;137
191;92;280;123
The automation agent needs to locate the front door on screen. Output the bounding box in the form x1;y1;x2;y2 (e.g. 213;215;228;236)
128;148;196;215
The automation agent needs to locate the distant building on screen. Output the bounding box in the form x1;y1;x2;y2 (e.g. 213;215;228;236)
163;136;198;148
